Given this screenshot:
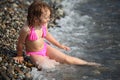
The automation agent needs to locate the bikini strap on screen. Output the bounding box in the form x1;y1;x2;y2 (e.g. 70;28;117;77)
42;25;47;38
28;26;38;41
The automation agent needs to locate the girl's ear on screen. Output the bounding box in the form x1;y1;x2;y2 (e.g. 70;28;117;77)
34;17;40;22
34;17;38;20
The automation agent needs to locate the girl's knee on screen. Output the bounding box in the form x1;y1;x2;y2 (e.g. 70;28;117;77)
64;56;73;64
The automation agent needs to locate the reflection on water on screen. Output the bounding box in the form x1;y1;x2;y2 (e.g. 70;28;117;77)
32;0;120;80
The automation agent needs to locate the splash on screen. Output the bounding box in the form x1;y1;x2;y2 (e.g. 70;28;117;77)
31;57;60;80
36;57;59;70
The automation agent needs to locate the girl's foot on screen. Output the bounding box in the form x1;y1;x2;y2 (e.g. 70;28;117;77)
86;62;101;66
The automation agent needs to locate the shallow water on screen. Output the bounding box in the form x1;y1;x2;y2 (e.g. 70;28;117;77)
31;0;120;80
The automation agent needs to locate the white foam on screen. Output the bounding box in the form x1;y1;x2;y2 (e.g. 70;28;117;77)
31;57;60;80
35;56;59;72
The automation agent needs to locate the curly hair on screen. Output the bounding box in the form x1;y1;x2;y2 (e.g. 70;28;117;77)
27;1;52;27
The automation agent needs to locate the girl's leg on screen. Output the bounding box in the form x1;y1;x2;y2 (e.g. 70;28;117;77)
46;45;100;66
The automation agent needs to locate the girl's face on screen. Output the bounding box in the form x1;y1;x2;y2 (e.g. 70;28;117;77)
40;9;51;24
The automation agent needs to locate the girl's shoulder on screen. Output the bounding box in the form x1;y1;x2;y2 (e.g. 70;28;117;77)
21;25;30;34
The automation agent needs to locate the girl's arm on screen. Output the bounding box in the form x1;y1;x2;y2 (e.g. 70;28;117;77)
45;23;70;51
14;26;29;63
17;26;28;56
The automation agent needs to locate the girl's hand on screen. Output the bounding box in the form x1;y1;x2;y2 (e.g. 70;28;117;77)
13;56;24;64
61;45;70;51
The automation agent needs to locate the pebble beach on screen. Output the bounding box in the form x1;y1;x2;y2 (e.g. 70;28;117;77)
0;0;64;79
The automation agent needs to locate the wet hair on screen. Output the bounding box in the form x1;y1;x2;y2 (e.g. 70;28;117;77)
27;1;51;27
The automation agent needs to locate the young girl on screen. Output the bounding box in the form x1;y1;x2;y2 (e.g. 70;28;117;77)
14;1;100;69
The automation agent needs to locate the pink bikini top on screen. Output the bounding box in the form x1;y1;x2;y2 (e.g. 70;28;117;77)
28;25;47;41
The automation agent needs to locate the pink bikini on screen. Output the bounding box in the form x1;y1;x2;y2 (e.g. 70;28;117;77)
26;25;47;56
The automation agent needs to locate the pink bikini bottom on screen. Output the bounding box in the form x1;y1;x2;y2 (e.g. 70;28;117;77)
26;43;47;56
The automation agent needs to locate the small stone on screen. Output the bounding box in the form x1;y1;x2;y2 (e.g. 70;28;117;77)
0;57;2;62
25;72;32;79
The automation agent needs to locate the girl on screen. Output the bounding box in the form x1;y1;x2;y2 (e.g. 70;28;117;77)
14;1;100;69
